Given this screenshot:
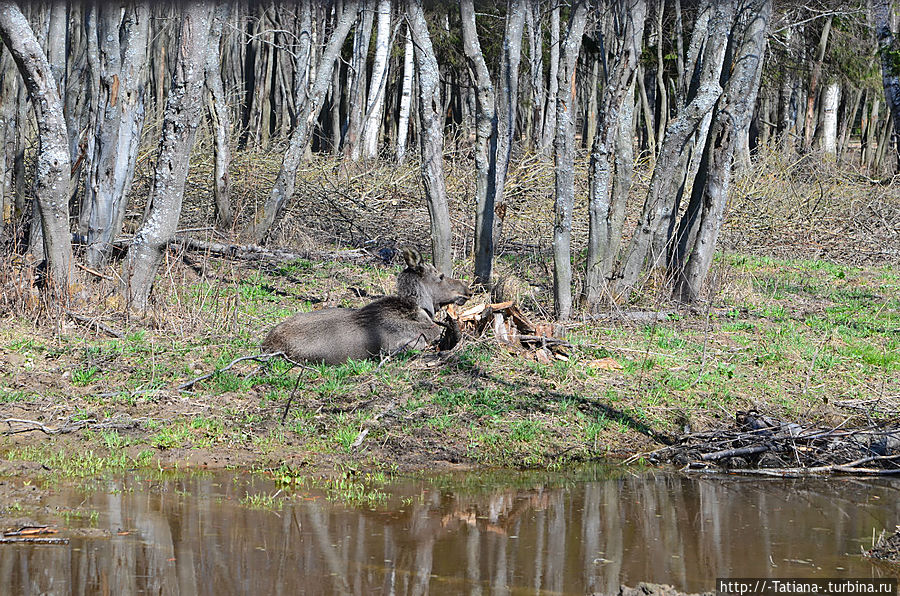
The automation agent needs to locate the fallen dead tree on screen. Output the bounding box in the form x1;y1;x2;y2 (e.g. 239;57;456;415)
167;236;371;264
627;410;900;477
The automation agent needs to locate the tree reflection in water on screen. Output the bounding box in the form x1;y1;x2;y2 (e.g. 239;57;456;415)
2;469;896;594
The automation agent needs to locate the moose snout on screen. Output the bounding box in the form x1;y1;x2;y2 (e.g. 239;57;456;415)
454;285;473;305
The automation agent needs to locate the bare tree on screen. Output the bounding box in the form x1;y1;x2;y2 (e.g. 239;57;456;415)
407;0;452;273
583;0;647;309
396;25;414;164
246;0;359;242
493;0;525;244
121;2;213;309
83;2;150;267
674;0;772;302
346;0;374;161
551;0;588;320
614;2;733;300
206;2;233;229
361;0;392;159
460;0;497;285
539;1;559;154
0;0;75;292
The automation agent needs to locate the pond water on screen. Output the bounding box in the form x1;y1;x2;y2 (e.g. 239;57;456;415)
2;466;898;595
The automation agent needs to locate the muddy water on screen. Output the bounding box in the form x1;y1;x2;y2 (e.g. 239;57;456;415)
2;467;898;595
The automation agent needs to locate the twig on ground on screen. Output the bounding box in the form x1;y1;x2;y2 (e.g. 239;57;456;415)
64;310;124;338
178;352;298;391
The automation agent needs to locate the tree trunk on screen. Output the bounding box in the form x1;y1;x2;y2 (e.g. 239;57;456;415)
361;0;391;159
460;0;497;286
821;81;839;156
0;41;19;236
396;26;414;163
346;0;373;161
406;0;452;273
551;0;588;320
83;2;150;268
525;0;544;150
0;0;75;293
493;0;525;245
654;1;668;147
872;0;900;169
802;16;832;152
121;2;213;309
838;87;863;159
206;2;233;229
539;1;559;154
674;0;772;303
614;2;732;301
245;0;358;242
583;0;646;309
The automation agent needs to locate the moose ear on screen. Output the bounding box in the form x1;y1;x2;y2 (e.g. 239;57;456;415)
400;247;423;270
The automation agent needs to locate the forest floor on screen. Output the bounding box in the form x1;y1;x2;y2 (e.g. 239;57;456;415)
0;148;898;499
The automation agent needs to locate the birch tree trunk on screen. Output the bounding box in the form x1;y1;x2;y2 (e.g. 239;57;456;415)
583;0;646;308
821;81;839;156
674;0;772;303
361;0;391;159
121;2;213;309
206;2;233;229
460;0;497;285
551;0;588;320
246;0;358;242
407;0;452;273
396;26;414;163
872;0;900;169
0;0;74;292
84;2;150;268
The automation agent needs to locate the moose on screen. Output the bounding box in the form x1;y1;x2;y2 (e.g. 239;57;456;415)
261;248;471;364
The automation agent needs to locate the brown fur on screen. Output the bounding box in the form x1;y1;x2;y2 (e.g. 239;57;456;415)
261;248;470;364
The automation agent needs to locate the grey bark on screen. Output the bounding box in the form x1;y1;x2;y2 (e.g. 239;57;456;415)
206;2;233;229
872;0;900;168
460;0;497;285
525;0;544;149
346;0;373;160
0;38;19;235
84;2;150;268
551;0;588;320
121;2;213;309
674;0;772;303
583;0;646;308
406;0;452;274
838;87;863;158
246;0;358;242
0;0;74;291
802;15;832;152
614;2;733;300
539;1;559;153
493;0;525;245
